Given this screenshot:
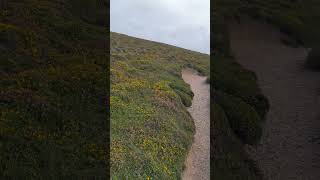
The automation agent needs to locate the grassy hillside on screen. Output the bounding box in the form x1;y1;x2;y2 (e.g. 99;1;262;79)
110;32;209;179
0;0;108;178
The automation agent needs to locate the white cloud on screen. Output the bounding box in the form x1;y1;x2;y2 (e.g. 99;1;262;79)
111;0;210;54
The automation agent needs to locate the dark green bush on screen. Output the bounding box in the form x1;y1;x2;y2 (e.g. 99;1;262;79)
215;91;262;145
176;90;192;107
245;94;269;119
212;55;269;119
169;81;193;107
212;103;263;180
212;56;259;99
169;81;193;97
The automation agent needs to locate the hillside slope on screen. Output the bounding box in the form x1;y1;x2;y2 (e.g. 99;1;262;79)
110;32;209;179
0;0;108;178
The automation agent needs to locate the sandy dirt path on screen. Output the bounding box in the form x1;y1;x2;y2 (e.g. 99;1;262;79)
181;68;210;180
229;17;320;180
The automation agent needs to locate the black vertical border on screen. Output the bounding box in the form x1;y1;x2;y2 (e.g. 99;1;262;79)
210;0;214;179
106;0;111;178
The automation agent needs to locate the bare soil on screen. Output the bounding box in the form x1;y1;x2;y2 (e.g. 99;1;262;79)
181;68;210;180
229;17;320;180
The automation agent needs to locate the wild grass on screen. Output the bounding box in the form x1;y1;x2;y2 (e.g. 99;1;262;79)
110;33;209;179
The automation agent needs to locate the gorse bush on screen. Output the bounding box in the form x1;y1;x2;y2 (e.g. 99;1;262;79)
212;54;269;120
215;91;262;145
212;103;262;180
244;94;269;119
211;40;265;180
169;81;194;107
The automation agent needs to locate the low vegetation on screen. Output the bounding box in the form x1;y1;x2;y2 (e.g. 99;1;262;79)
110;33;209;179
212;1;269;179
211;54;267;180
212;103;262;180
0;0;108;178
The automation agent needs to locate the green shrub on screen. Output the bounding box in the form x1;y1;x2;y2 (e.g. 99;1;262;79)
215;91;262;145
244;94;269;119
212;103;263;180
212;55;269;119
176;90;192;107
169;81;194;107
306;48;320;70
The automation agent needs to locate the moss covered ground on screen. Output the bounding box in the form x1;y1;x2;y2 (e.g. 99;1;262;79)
0;0;109;178
110;33;209;179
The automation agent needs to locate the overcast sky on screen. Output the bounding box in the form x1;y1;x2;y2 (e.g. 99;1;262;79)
110;0;210;54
